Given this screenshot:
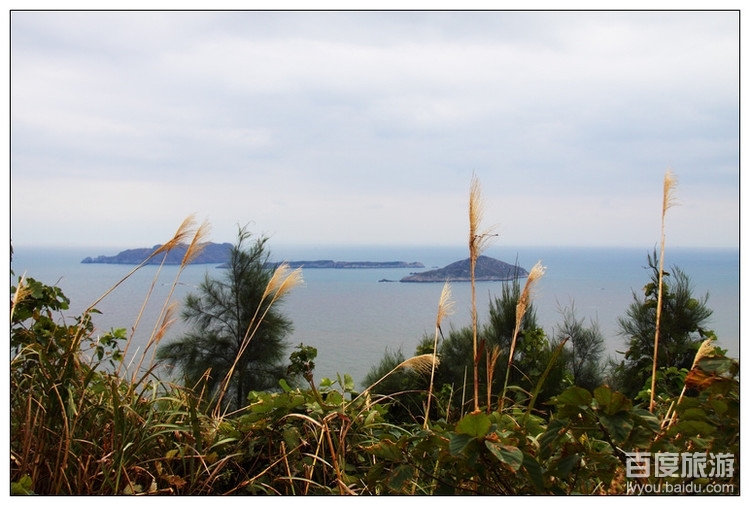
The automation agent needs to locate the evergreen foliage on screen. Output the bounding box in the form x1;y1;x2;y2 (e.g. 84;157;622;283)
157;226;294;410
10;247;738;495
612;250;714;398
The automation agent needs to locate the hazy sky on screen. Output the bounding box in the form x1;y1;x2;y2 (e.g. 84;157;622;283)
8;9;739;250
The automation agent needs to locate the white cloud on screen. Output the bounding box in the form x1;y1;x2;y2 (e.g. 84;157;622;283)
8;10;739;249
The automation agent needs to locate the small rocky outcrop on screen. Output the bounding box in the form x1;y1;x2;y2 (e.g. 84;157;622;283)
399;255;528;283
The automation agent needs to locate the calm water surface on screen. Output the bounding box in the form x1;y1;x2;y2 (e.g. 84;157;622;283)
10;244;739;387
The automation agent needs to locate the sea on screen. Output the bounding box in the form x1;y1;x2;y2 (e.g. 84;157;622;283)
9;244;740;388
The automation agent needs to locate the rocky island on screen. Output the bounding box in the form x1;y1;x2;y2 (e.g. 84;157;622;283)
266;260;424;269
82;243;424;269
81;242;234;265
399;255;528;282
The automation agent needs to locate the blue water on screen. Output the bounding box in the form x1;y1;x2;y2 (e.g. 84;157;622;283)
10;244;740;387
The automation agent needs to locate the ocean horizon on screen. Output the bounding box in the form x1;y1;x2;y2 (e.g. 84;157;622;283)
10;243;740;387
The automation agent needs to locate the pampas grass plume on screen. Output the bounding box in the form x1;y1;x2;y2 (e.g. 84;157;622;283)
180;220;211;268
516;261;546;323
155;215;198;256
400;354;439;376
263;263;304;300
436;281;455;329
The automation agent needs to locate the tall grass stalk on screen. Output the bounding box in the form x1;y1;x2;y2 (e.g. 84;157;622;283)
351;354;439;406
650;169;678;413
136;220;211;378
113;215;205;377
499;260;545;412
468;174;497;413
213;263;304;417
425;281;454;428
486;345;502;413
522;336;568;426
663;336;715;428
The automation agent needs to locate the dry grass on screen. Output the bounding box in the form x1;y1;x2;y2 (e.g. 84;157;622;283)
663;335;716;428
468;174;497;413
352;354;439;407
650;169;678;412
500;260;545;411
213;262;304;417
425;281;454;428
114;216;211;379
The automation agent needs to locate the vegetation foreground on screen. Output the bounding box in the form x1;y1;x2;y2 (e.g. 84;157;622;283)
10;175;739;495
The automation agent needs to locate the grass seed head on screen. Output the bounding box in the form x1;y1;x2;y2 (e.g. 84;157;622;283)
436;281;455;328
400;354;440;376
662;169;679;215
156;215;197;255
181;220;212;268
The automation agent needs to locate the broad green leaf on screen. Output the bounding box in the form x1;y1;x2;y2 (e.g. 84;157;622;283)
455;412;491;438
282;426;301;449
522;452;546;491
343;373;355;392
555;453;581;476
448;432;473;455
709;398;728;415
680;407;708;422
697;356;738;376
319;377;333;388
551;386;592;418
594;386;631;415
552;386;592;406
668;420;715;437
363;439;402;461
485;440;523;471
386;464;414;492
597;412;633;445
278;378;292;393
537;418;569;460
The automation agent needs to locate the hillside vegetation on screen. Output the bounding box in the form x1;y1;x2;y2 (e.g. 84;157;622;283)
10;174;739;495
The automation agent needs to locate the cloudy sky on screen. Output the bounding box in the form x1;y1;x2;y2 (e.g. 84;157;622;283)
9;9;739;250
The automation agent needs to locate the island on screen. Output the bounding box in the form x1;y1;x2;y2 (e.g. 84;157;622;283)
266;260;424;269
399;255;528;282
81;242;233;265
82;243;425;269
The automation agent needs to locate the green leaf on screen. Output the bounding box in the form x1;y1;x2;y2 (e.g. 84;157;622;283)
537;418;569;460
593;386;631;415
386;464;414;492
697;356;737;376
680;407;708;422
551;386;592;407
668;420;715;437
521;452;546;491
709;398;728;415
598;411;633;445
550;386;592;418
319;377;333;389
455;412;491;438
282;426;301;450
448;433;474;455
363;439;402;461
278;378;292;393
11;475;34;495
485;440;524;471
556;453;581;476
342;374;355;392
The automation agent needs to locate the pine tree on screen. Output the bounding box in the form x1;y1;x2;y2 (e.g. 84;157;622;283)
157;226;294;411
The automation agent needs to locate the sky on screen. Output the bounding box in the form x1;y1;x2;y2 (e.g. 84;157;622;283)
7;7;740;252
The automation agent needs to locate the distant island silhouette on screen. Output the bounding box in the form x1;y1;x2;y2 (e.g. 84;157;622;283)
81;245;522;280
81;242;424;269
81;242;234;265
399;255;528;282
